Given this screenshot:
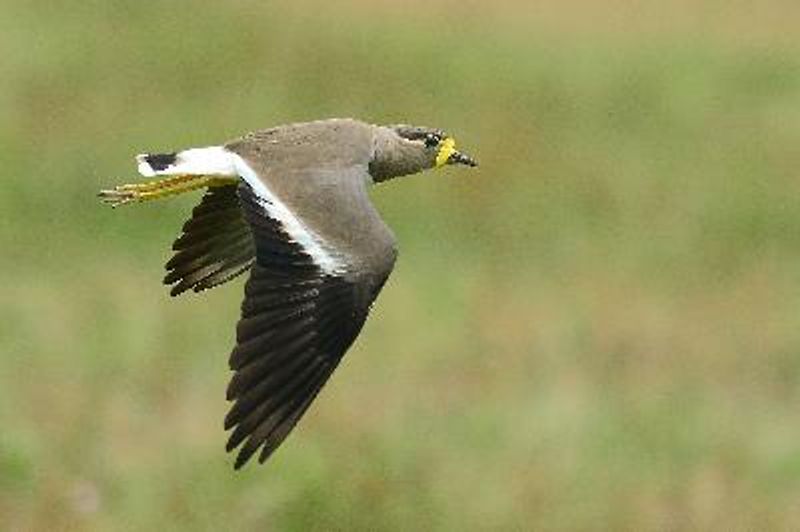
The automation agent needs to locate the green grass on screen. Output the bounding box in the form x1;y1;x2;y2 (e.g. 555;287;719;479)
2;1;800;529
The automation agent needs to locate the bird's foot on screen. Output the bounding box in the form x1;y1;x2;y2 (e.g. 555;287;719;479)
98;174;238;207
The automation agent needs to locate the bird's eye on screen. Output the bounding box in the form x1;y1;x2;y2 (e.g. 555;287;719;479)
424;134;440;148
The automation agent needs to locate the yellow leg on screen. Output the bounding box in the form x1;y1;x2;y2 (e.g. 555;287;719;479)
98;175;238;207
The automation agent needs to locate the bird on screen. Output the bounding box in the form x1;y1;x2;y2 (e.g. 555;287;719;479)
99;118;477;469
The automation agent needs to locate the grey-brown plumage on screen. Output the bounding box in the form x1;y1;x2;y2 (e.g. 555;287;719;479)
100;118;476;469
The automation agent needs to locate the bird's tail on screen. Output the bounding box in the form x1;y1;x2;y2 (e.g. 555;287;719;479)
99;146;239;207
98;146;238;207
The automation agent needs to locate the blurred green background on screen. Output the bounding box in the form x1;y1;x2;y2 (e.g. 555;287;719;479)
2;0;800;529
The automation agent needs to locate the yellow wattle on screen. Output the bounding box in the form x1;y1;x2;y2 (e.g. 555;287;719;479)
435;137;457;168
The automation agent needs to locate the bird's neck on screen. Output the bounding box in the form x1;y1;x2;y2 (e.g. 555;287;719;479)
369;128;428;183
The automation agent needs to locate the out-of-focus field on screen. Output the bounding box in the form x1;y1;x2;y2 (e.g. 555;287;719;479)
2;0;800;529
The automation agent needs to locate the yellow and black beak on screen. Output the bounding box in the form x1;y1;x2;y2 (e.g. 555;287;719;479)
436;137;478;168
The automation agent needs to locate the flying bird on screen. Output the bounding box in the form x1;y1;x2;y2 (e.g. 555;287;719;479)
99;118;477;469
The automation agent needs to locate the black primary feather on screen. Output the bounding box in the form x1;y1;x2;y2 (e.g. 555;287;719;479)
164;185;256;296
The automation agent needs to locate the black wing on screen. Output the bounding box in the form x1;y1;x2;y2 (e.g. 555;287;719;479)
225;183;394;468
164;185;255;296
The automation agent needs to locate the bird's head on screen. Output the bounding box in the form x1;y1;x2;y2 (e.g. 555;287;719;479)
392;125;478;169
370;124;477;182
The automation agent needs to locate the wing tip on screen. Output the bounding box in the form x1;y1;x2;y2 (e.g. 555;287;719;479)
233;452;249;470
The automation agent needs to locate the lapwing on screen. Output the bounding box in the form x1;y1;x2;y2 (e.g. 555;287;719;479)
99;118;477;469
